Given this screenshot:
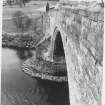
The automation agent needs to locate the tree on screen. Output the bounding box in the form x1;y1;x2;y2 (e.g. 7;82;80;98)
33;17;43;35
18;0;31;7
101;0;104;7
13;11;31;33
7;0;12;7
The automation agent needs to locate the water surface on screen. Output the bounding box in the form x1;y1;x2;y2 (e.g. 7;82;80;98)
1;48;69;105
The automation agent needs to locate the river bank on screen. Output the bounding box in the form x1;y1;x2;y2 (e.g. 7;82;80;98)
2;32;43;49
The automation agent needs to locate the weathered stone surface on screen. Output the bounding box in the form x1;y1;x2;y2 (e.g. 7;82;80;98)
42;3;103;105
20;1;103;105
22;57;68;82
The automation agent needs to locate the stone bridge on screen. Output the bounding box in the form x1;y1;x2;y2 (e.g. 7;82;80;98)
37;2;104;105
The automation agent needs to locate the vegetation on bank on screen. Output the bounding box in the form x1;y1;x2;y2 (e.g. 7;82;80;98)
2;10;44;49
2;32;43;49
13;11;32;33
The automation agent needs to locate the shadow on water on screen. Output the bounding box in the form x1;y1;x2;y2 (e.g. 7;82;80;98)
35;78;70;105
1;48;70;105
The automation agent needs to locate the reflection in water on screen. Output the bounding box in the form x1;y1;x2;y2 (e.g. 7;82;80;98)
1;48;69;105
16;49;34;60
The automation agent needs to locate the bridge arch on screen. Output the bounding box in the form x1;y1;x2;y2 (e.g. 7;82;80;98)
53;29;65;60
52;27;71;103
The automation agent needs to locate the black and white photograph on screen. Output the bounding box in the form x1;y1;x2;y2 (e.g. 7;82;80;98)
0;0;104;105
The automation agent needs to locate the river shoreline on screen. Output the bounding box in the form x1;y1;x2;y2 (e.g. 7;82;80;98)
2;32;43;49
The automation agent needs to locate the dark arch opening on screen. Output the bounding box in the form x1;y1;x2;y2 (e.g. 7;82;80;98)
53;30;67;76
53;31;65;59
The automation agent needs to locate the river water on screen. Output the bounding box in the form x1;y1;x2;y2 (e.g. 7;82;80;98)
1;48;69;105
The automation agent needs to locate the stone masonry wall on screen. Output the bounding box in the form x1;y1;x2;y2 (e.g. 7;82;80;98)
43;5;103;105
60;7;103;105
